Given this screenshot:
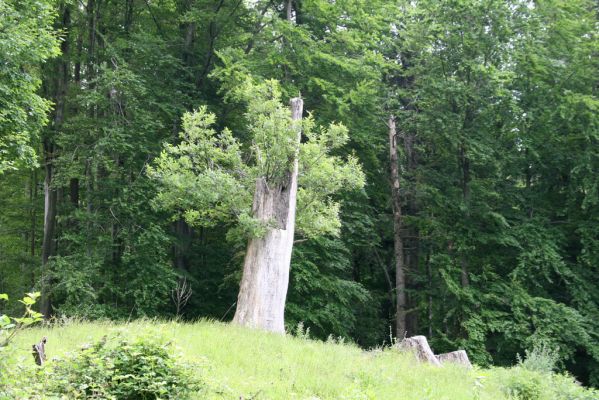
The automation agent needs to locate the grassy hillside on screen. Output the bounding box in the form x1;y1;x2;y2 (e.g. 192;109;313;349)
3;320;597;399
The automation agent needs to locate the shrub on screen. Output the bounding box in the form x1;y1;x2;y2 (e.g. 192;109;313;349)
501;368;545;400
0;293;43;373
518;343;560;374
40;331;202;399
550;373;599;400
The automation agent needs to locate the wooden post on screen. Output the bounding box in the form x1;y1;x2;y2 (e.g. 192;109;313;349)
32;337;47;366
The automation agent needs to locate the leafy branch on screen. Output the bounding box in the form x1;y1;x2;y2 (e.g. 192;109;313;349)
0;292;44;348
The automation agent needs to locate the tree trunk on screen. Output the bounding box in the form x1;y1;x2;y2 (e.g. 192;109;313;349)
436;350;472;368
286;0;293;21
389;116;407;338
40;3;71;317
399;335;440;366
402;128;419;335
30;170;37;258
232;97;303;333
41;140;57;317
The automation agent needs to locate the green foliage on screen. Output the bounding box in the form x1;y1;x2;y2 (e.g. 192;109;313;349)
150;79;364;239
148;105;250;229
0;0;59;172
286;236;370;340
0;0;597;389
518;344;560;374
501;368;545;400
35;332;201;399
0;292;42;387
2;320;598;399
490;367;599;400
285;237;371;340
0;292;43;348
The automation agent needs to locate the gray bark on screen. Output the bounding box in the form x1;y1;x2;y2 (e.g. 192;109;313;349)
40;143;57;317
232;97;303;333
389;116;407;338
436;350;472;368
399;335;441;366
32;337;47;366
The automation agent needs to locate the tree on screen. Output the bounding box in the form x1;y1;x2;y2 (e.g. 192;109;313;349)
387;116;407;337
150;79;364;332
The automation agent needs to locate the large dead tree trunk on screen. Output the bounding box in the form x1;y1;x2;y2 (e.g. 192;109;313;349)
232;98;303;333
389;116;407;338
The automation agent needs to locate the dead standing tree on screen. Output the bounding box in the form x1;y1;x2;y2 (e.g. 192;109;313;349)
388;115;407;338
232;98;303;333
150;81;364;335
171;277;193;317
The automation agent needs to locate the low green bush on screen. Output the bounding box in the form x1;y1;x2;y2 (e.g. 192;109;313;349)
502;368;545;400
38;332;202;399
517;343;560;374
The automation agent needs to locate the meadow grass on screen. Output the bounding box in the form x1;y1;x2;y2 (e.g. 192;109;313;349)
4;320;596;399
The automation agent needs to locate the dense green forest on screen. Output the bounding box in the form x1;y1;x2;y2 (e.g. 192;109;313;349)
1;0;598;387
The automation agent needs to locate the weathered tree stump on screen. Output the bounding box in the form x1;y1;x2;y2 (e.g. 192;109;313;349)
32;337;47;366
436;350;472;368
399;335;441;366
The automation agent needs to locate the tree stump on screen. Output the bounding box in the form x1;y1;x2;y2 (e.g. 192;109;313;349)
399;335;441;366
32;337;47;366
436;350;472;368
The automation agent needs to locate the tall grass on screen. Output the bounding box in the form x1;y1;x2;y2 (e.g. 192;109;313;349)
4;320;597;399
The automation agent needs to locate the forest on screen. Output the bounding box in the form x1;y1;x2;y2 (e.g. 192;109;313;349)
1;0;598;390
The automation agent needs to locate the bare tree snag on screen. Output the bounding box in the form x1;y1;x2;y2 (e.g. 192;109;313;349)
286;0;293;21
436;350;472;368
40;141;57;317
389;115;407;338
399;335;441;366
32;337;47;366
232;97;303;334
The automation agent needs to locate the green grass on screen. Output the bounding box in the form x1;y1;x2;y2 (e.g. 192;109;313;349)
4;320;597;399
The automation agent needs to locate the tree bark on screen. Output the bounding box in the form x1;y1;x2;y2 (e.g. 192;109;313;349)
232;97;303;333
30;170;37;258
399;335;440;366
402;128;419;335
41;140;57;317
286;0;293;21
32;337;47;366
389;116;407;338
436;350;472;368
40;3;71;317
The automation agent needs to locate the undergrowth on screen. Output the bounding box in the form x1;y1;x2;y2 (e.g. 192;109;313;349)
1;320;597;400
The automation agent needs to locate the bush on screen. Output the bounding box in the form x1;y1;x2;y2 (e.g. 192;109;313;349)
40;331;202;399
518;343;560;374
0;293;43;377
500;368;545;400
550;373;599;400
